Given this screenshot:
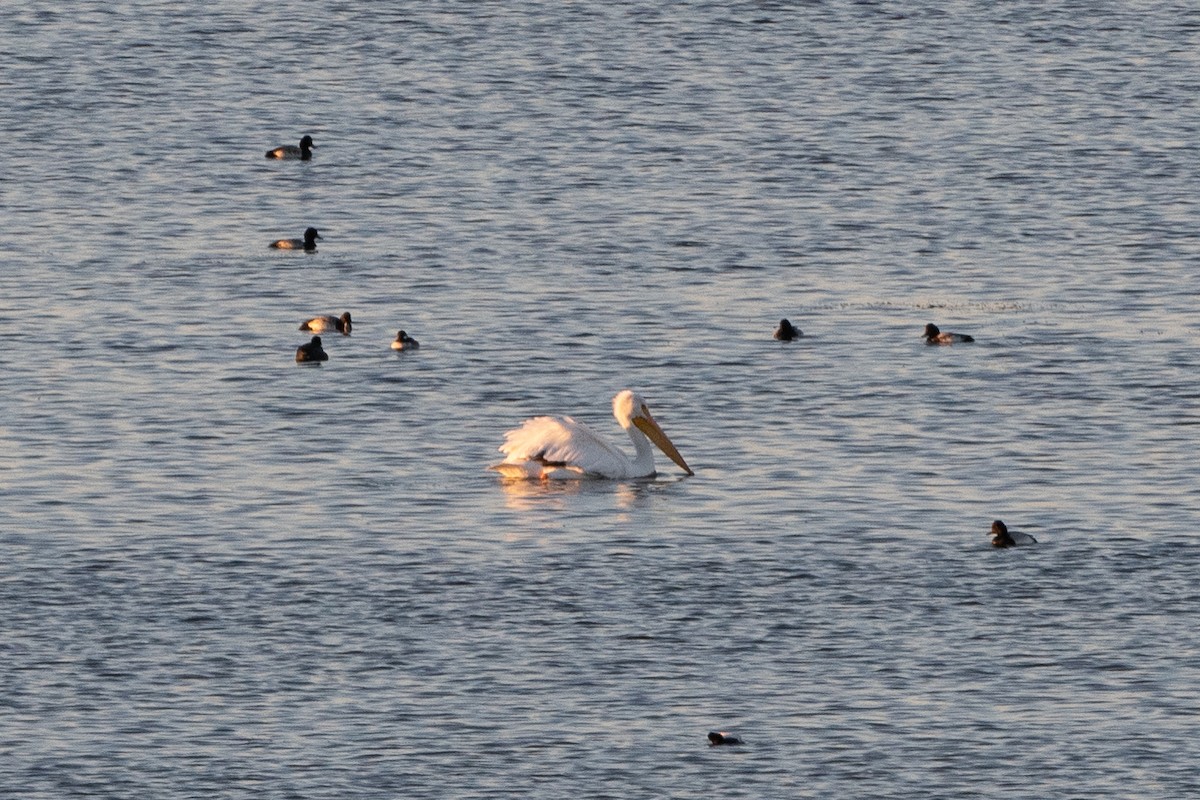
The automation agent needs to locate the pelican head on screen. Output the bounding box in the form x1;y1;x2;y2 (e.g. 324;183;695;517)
613;389;693;476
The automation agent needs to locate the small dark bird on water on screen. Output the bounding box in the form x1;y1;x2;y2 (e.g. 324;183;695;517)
708;731;743;746
270;227;322;251
295;335;328;363
774;318;802;341
991;519;1036;548
300;312;352;335
266;135;314;160
391;330;420;350
924;322;974;345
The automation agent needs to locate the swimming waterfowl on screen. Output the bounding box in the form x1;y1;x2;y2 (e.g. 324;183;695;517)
991;519;1036;548
924;323;974;345
708;731;743;746
270;227;322;251
391;330;419;350
774;318;802;341
300;312;352;335
266;135;314;160
295;336;328;363
491;389;693;480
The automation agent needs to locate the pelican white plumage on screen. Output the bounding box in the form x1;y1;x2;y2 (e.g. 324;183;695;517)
490;389;694;480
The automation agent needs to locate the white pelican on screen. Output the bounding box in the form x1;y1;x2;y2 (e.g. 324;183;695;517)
491;389;694;480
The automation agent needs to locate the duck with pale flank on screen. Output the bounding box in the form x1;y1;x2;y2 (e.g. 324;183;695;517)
266;135;314;160
295;336;328;363
391;330;419;351
270;227;322;251
300;312;352;335
924;323;974;345
990;519;1036;548
270;226;321;251
774;318;802;341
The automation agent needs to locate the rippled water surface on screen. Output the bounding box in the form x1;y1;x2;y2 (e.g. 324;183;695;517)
4;2;1200;797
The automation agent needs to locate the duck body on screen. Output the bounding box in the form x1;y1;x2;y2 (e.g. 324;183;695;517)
270;227;322;251
300;311;352;335
708;731;743;746
924;323;974;345
774;318;802;341
391;330;419;350
266;135;314;160
295;335;328;363
991;519;1036;548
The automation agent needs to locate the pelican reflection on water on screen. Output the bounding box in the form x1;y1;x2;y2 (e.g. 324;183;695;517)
496;473;655;513
491;389;693;480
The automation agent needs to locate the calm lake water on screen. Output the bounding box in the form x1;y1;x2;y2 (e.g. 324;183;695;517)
3;2;1199;797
